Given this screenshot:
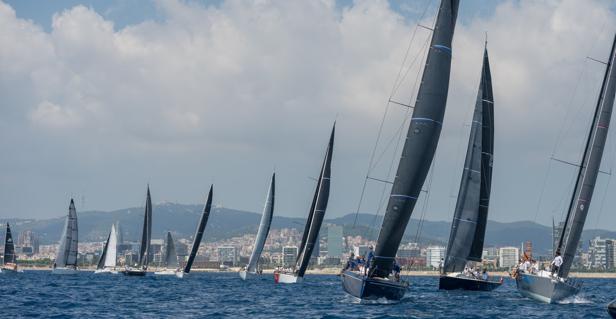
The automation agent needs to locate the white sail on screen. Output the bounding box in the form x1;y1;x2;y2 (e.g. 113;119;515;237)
104;224;118;268
246;173;275;273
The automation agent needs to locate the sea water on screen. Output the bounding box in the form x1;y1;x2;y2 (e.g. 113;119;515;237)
1;271;613;318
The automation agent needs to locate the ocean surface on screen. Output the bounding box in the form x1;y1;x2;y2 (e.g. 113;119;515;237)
2;271;615;318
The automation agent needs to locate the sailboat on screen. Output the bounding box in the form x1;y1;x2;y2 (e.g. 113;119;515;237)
154;232;181;276
240;173;275;280
2;223;21;273
94;224;118;274
123;186;153;276
608;299;616;318
515;34;616;303
180;186;213;279
52;199;79;275
341;0;459;300
275;123;334;284
439;44;501;291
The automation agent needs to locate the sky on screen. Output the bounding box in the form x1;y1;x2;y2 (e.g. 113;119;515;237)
2;0;616;229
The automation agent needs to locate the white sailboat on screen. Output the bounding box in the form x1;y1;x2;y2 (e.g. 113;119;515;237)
94;224;118;274
154;232;182;277
52;199;79;275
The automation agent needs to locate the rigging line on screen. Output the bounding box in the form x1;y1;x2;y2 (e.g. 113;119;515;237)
391;25;433;99
591;118;616;230
389;0;435;98
414;155;437;244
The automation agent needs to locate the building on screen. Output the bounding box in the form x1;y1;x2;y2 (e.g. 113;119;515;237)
326;225;344;259
589;237;614;269
353;245;370;258
426;246;445;269
17;230;39;255
498;247;519;268
282;246;298;267
218;246;238;266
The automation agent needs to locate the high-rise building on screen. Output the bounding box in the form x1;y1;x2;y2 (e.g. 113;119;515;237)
498;247;519;268
353;245;370;258
282;246;298;267
17;230;39;255
589;237;614;269
218;246;238;266
426;246;446;269
326;225;343;258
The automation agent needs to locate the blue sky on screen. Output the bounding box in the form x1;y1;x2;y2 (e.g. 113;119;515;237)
2;0;616;232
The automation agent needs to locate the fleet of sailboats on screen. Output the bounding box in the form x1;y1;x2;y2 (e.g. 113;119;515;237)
275;123;334;284
240;173;275;280
341;0;459;301
94;224;118;274
52;199;79;275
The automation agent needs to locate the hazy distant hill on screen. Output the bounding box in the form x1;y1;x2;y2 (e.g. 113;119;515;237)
2;203;615;254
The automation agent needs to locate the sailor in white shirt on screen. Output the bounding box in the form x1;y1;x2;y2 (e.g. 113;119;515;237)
551;251;563;276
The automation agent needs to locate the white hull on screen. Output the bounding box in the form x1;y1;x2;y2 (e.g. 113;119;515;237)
277;273;303;284
239;270;260;280
154;269;183;277
52;267;79;275
94;268;118;274
175;272;185;279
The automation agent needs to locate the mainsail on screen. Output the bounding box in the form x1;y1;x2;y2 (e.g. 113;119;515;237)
294;123;335;277
371;0;459;278
55;199;79;268
246;173;275;273
444;45;494;273
556;34;616;278
138;186;153;269
97;224;118;270
163;231;179;269
184;186;213;273
4;223;16;264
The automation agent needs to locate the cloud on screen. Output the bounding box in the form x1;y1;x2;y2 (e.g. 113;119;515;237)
0;0;616;231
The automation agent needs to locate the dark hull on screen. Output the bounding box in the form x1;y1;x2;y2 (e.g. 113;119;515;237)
515;272;580;303
341;270;408;301
608;299;616;318
438;275;501;291
123;269;146;276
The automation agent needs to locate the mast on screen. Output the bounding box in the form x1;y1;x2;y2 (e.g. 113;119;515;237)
556;34;616;277
184;186;213;273
295;123;335;277
444;45;494;273
246;173;275;273
371;0;460;278
4;223;15;264
138;186;152;269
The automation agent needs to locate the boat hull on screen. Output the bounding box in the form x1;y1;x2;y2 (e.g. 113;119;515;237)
123;268;147;276
341;270;408;301
52;267;79;275
154;269;181;276
608;299;616;318
438;275;502;291
515;272;580;303
276;272;303;284
1;264;22;273
94;268;118;275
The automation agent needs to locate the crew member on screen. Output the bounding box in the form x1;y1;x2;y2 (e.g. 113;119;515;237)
551;251;563;276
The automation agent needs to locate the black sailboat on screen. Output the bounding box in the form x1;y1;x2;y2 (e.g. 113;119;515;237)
275;124;334;284
123;186;153;276
52;199;79;274
608;299;616;318
2;223;19;273
341;0;459;300
181;185;213;278
439;44;501;291
516;34;616;303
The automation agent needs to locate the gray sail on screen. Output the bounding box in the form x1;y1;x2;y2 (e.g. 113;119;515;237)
246;173;275;273
444;46;494;273
56;199;78;268
97;228;112;270
556;34;616;278
371;0;459;278
184;186;213;273
163;232;179;269
295;123;335;277
4;223;16;264
138;186;152;268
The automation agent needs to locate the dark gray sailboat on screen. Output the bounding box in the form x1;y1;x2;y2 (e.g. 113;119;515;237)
341;0;459;300
516;34;616;303
154;231;180;276
123;186;152;276
181;186;213;278
2;223;19;273
52;199;79;275
240;173;275;280
439;44;501;291
276;124;334;284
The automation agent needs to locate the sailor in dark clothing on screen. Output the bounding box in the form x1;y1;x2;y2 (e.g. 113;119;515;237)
366;246;374;270
392;259;401;281
344;253;356;271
